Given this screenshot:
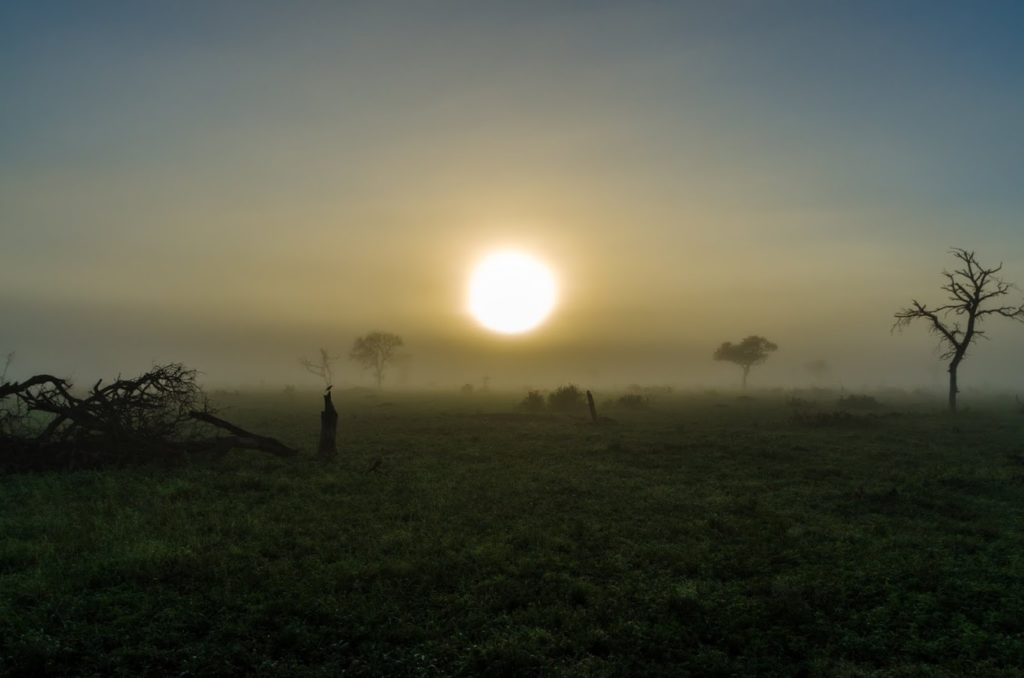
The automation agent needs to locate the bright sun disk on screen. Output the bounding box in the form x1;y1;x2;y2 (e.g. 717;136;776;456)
468;251;557;334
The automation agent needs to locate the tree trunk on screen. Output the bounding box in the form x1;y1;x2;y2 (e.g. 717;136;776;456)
318;389;338;458
948;362;959;413
586;390;598;423
741;365;750;389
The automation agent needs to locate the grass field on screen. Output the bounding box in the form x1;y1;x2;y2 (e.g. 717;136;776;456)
2;389;1023;676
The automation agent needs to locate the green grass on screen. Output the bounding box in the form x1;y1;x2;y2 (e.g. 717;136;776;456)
2;390;1023;676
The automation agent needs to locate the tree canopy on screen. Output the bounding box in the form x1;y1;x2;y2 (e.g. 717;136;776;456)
350;331;404;389
713;335;778;388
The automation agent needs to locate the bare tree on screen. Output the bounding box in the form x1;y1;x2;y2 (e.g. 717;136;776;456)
1;363;296;470
350;331;404;389
299;348;339;388
299;348;339;459
893;248;1024;412
713;335;778;389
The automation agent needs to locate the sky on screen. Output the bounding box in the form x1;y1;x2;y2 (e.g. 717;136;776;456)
2;1;1023;390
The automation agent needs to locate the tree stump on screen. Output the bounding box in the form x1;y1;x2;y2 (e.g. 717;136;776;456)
318;388;338;459
586;390;598;423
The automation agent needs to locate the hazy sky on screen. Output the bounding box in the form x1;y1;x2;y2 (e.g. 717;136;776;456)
3;1;1023;389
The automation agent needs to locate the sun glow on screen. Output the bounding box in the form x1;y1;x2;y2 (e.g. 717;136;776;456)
468;251;558;334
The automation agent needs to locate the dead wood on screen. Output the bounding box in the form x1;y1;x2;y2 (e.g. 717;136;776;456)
1;363;297;471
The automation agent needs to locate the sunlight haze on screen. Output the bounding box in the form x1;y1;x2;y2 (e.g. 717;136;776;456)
2;2;1023;390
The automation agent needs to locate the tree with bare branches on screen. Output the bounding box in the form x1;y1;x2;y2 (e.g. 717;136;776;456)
299;348;339;459
299;348;339;388
350;331;404;389
713;335;778;389
893;248;1024;412
0;363;296;471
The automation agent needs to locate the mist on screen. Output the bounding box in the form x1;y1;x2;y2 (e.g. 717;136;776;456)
3;2;1023;392
7;4;1024;675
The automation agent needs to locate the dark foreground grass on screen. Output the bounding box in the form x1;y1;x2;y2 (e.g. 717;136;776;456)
2;391;1023;676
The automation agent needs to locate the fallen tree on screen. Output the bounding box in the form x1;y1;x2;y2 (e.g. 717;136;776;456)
0;363;297;472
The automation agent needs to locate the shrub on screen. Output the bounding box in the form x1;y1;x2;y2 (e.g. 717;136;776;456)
519;390;545;412
838;394;881;410
792;411;859;427
547;385;585;412
614;394;650;409
627;384;673;396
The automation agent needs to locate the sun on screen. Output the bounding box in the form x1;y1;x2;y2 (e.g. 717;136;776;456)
468;250;558;334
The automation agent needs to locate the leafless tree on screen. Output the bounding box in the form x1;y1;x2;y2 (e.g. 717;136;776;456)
299;348;339;388
298;348;339;458
893;248;1024;412
350;331;404;389
0;363;295;470
713;335;778;389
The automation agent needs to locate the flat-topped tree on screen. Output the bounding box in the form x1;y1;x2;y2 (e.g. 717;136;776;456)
893;248;1024;413
714;335;778;389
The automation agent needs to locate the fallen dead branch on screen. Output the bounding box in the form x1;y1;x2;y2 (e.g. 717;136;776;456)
0;363;297;471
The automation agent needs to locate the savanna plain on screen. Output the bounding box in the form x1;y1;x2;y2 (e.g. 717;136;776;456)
2;389;1023;676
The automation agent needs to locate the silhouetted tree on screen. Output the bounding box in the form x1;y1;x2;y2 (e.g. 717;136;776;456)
299;348;339;458
350;331;404;389
299;348;339;388
893;248;1024;412
713;335;778;389
0;363;295;470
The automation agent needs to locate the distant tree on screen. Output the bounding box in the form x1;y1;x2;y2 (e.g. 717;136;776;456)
350;331;404;389
713;335;778;389
804;359;830;384
893;248;1024;413
299;348;339;388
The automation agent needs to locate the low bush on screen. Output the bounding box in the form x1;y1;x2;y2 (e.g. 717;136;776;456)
837;394;881;410
519;390;545;412
614;394;650;409
547;385;585;412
